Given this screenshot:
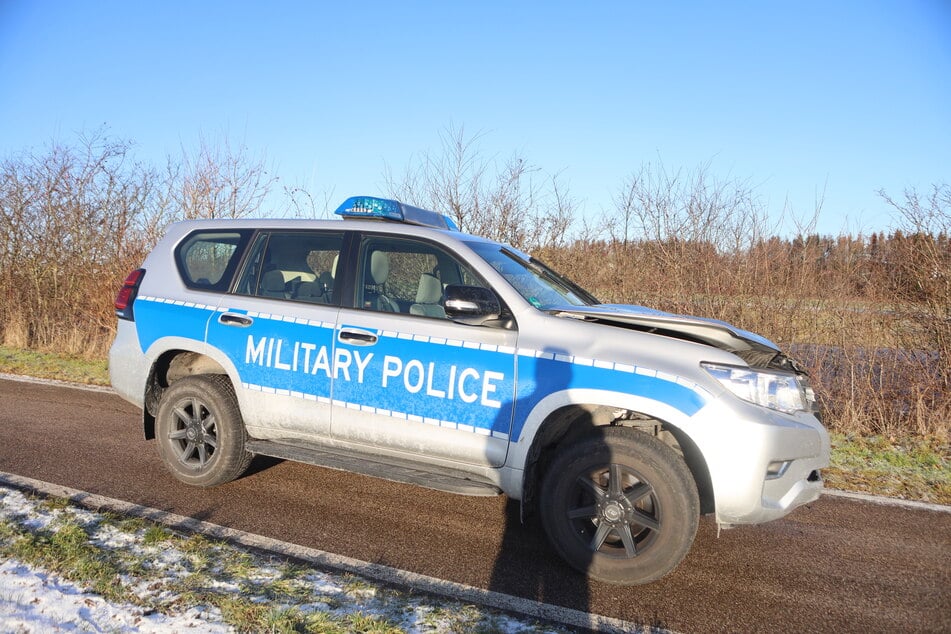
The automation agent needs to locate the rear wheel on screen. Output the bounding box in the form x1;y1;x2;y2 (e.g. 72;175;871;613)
540;427;699;584
155;375;252;487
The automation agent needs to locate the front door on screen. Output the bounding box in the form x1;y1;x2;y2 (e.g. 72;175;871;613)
330;234;517;467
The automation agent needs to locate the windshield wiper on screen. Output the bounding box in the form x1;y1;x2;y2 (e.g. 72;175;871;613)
527;256;600;305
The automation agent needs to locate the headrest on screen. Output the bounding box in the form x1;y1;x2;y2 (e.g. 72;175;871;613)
262;269;285;291
415;273;442;303
370;251;389;284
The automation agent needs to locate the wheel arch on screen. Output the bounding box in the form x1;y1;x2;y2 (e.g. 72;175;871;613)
516;391;715;518
143;347;229;439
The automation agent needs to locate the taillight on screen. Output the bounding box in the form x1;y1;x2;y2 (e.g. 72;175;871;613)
115;269;145;320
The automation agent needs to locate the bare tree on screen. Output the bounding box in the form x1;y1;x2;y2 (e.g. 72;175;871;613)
597;158;778;314
0;130;276;354
878;183;951;373
606;158;773;251
168;136;276;220
280;183;336;219
384;125;576;251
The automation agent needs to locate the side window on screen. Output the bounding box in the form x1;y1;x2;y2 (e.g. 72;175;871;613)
235;231;344;304
356;236;484;318
175;230;253;291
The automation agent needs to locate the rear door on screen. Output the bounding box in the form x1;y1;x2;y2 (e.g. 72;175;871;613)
205;230;345;439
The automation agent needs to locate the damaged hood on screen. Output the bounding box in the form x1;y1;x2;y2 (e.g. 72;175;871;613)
553;303;785;367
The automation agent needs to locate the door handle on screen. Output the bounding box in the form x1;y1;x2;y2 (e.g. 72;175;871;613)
219;312;253;327
338;328;378;345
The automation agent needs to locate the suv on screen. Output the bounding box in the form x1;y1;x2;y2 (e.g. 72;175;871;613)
110;196;829;584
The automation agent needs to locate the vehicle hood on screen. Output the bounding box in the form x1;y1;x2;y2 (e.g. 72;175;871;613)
553;303;786;368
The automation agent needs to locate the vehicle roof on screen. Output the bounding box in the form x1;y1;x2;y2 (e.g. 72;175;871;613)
165;217;500;247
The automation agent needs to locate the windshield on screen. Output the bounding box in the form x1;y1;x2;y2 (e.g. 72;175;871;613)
465;241;599;309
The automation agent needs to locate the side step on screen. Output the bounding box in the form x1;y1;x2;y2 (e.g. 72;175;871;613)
246;439;502;497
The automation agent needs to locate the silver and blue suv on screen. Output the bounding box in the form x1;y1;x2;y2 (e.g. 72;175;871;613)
109;195;829;584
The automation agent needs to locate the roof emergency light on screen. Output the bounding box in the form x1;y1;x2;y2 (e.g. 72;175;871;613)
335;196;459;231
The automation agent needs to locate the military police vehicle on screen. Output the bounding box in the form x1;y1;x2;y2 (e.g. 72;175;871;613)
109;195;829;584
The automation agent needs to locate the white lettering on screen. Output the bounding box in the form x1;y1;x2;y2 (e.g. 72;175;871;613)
404;360;425;393
246;335;266;365
243;337;508;412
382;355;402;387
300;342;316;373
425;362;446;398
353;351;373;384
312;346;331;377
274;339;291;371
447;365;457;400
334;348;352;381
458;368;480;403
481;370;504;408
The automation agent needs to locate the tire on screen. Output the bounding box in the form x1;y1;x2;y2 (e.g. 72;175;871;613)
155;375;253;487
539;427;700;585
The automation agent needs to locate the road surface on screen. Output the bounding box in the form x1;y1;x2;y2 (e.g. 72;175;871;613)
0;377;947;632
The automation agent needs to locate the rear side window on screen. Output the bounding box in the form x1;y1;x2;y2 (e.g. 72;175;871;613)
234;231;345;304
175;230;253;291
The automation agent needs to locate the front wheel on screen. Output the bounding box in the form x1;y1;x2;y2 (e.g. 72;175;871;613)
540;427;699;584
155;375;252;487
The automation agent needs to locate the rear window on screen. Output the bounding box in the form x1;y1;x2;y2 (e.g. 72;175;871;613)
175;230;253;291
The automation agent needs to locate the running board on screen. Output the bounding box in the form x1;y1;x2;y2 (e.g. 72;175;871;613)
246;439;502;497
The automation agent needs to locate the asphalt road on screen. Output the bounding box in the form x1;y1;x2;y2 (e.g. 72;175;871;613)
1;377;948;633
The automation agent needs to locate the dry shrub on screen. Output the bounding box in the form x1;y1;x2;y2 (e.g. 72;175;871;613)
0;131;273;357
1;131;947;442
539;174;950;442
2;311;29;349
385;125;575;251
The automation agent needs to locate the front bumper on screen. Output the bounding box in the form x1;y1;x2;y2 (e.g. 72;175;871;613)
684;399;830;525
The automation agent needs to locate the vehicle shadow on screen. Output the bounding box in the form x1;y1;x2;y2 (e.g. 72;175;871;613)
487;346;597;613
241;454;284;479
488;498;594;612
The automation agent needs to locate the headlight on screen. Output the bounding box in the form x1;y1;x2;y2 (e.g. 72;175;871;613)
701;363;807;414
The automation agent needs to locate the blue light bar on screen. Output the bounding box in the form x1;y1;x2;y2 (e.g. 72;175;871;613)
335;196;458;231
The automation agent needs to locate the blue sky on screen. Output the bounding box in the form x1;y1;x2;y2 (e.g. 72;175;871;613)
1;1;948;236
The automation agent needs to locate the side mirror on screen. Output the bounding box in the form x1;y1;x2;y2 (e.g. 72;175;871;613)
444;284;501;324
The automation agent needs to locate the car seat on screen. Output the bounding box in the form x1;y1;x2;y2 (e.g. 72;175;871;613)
409;273;446;318
260;269;288;298
364;251;400;312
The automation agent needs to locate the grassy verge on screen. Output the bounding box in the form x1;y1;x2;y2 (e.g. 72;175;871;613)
0;347;947;506
826;433;949;505
0;488;546;633
0;345;110;386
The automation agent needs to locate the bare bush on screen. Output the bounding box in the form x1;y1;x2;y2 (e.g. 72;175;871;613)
0;131;164;353
384;125;575;251
0;129;946;441
0;131;275;356
588;159;782;328
540;167;949;440
607;159;772;250
280;184;337;219
167;137;276;220
877;184;951;373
